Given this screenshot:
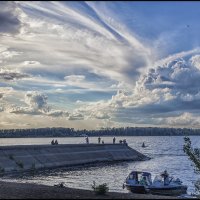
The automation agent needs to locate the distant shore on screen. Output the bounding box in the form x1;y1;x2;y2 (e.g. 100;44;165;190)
0;181;177;199
0;126;199;138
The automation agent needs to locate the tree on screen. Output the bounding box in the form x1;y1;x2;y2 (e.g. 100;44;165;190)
183;137;200;196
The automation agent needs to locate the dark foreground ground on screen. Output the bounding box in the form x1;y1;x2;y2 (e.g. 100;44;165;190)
0;181;177;199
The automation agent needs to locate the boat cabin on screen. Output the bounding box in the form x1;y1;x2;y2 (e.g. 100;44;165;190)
126;171;152;186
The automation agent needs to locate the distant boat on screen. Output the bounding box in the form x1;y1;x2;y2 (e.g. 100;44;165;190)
142;142;146;148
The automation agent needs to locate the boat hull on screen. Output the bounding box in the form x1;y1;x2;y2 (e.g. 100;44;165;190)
125;184;147;194
147;185;187;196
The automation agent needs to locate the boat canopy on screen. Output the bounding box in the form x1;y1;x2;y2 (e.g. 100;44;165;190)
126;171;152;186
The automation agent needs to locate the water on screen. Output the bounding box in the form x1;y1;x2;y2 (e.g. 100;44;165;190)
0;136;200;195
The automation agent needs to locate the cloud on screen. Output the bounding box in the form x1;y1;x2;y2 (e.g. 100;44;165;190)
164;112;200;127
47;109;69;117
4;1;153;86
0;69;30;80
8;106;39;115
72;52;200;128
91;112;110;120
1;2;200;129
0;45;21;64
68;112;84;120
64;75;85;82
0;1;21;34
25;91;49;112
3;91;71;119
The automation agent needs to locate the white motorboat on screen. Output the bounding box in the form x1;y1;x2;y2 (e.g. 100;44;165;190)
123;171;187;196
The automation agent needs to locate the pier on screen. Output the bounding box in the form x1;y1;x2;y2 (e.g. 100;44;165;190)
0;143;150;173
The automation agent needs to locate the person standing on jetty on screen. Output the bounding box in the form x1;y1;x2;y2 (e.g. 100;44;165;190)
55;139;58;145
113;137;116;144
123;139;127;145
51;139;55;145
98;136;101;144
86;136;89;144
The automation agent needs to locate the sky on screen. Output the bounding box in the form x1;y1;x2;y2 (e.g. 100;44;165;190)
1;1;200;130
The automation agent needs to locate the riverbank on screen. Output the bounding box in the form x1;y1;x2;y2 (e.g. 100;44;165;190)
0;181;177;199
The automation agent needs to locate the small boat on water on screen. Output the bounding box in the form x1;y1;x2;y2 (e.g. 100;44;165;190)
123;171;187;196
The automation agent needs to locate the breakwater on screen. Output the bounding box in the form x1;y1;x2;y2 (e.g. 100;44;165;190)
0;144;150;173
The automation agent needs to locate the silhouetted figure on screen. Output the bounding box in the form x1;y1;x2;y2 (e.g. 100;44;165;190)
113;137;116;144
86;136;89;144
119;140;122;144
161;170;170;186
51;139;55;145
102;140;104;144
142;142;145;148
55;139;58;145
123;139;127;145
98;137;101;144
54;182;65;188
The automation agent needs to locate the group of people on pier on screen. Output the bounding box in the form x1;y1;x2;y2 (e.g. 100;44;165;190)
51;139;59;145
85;136;127;145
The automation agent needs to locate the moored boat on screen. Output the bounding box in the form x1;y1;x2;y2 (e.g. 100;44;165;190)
123;170;187;196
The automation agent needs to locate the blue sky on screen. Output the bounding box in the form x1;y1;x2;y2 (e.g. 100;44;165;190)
1;1;200;129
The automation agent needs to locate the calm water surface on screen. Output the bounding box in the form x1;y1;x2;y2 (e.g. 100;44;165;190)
0;136;199;195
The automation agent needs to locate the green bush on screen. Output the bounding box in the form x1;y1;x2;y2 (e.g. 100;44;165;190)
183;137;200;196
92;181;109;195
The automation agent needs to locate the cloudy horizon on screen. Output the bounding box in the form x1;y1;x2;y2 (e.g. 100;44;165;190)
1;1;200;130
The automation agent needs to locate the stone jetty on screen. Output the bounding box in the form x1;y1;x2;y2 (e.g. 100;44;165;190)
0;143;150;174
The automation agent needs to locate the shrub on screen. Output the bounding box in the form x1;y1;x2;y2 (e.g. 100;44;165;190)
183;137;200;197
92;181;109;195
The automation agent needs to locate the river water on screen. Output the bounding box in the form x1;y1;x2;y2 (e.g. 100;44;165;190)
0;136;199;195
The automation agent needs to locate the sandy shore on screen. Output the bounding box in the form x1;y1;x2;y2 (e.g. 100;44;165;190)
0;181;177;199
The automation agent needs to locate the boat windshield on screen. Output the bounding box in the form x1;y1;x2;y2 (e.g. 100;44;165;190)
127;171;152;185
138;173;152;186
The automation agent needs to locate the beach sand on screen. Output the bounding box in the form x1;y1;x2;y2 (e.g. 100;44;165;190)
0;181;177;199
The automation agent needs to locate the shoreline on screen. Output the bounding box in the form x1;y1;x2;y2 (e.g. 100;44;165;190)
0;181;177;199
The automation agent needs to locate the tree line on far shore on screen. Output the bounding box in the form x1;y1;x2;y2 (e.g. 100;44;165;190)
0;126;199;138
